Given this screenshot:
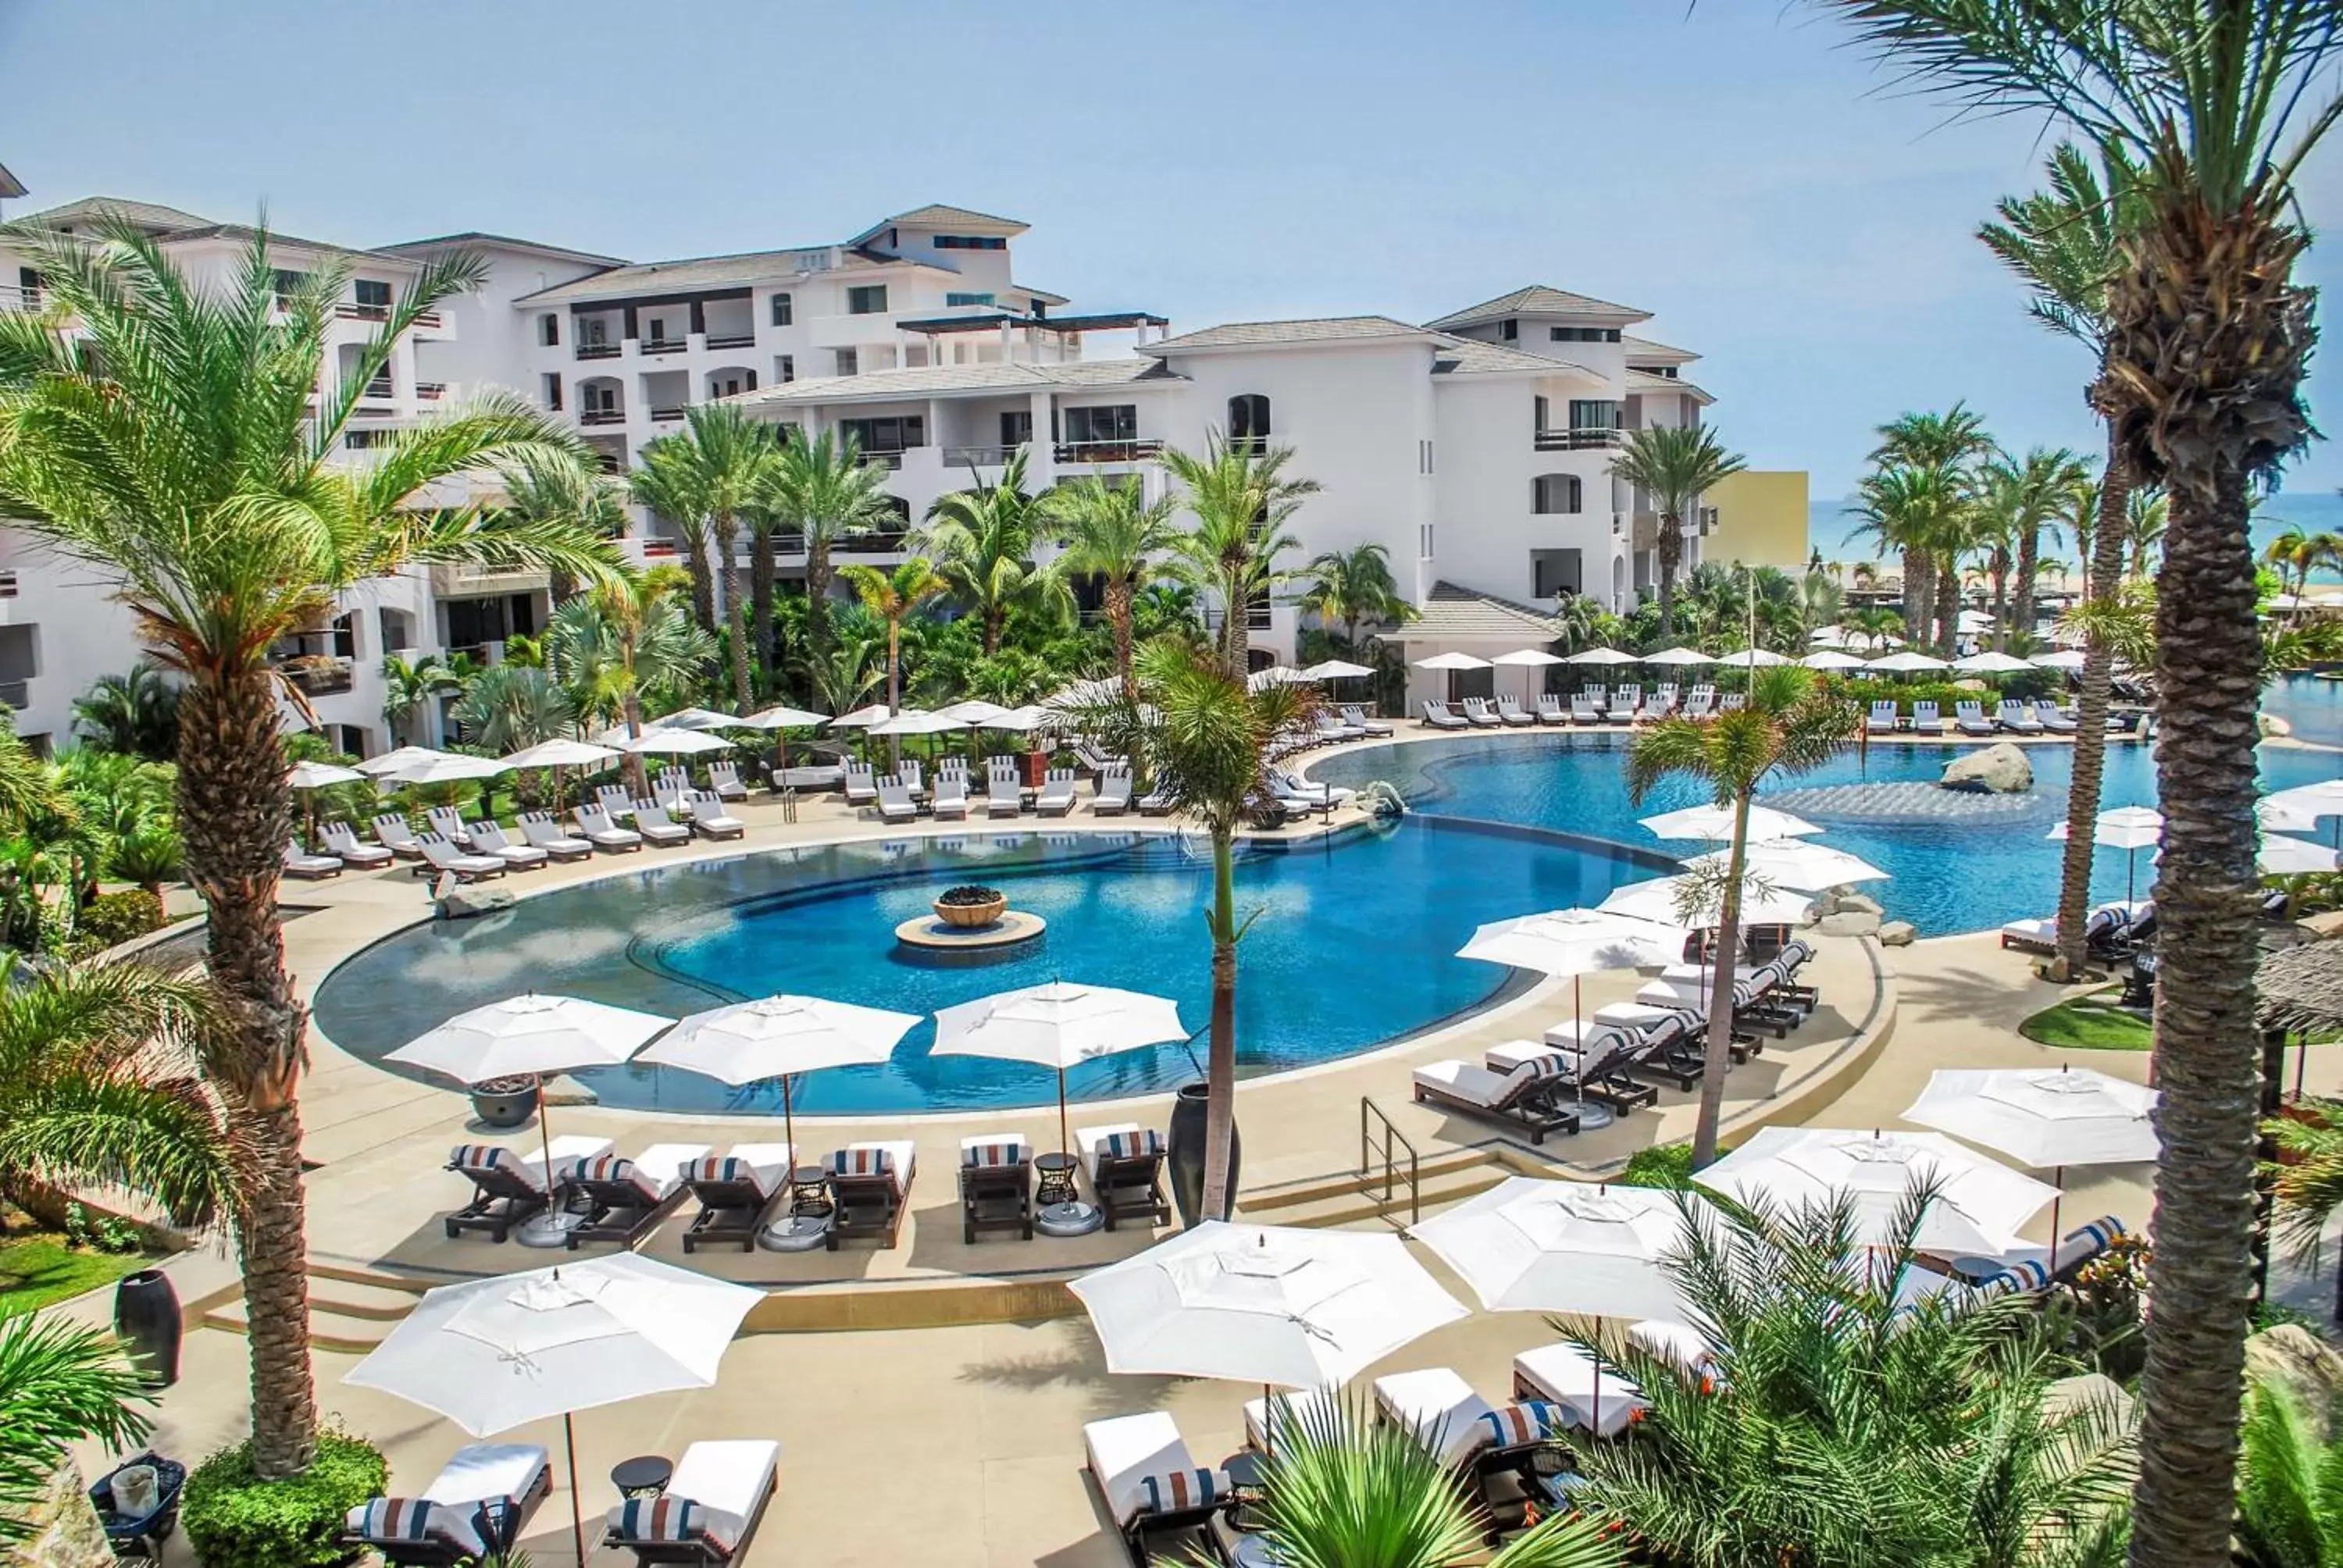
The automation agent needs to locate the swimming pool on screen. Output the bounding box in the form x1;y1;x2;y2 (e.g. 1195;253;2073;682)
313;821;1670;1117
1310;725;2343;939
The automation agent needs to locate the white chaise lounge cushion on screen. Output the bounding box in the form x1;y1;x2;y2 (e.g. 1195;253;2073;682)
1085;1411;1193;1527
421;1441;550;1506
1243;1388;1339;1452
1373;1367;1496;1466
1512;1342;1647;1438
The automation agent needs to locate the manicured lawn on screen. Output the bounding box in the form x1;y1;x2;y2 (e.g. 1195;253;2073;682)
2019;992;2152;1052
0;1235;151;1319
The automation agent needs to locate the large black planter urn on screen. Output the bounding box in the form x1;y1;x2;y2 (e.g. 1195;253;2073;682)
469;1075;538;1130
113;1270;181;1389
1166;1082;1240;1228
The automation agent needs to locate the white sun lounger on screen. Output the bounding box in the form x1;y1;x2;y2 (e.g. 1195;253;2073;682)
373;814;425;859
679;789;745;839
932;770;971;820
1036;768;1079;817
1512;1342;1647;1438
1083;1411;1227;1548
1651;683;1680;716
426;806;476;848
1421;700;1469;730
707;760;750;801
1610;685;1642;721
1683;686;1716;719
465;820;547;868
1243;1388;1341;1452
1094;772;1132;816
416;834;507;882
283;842;344;879
1495;694;1536;727
602;1438;779;1563
1999;700;2044;735
873;778;918;824
2037;700;2077;734
1342;704;1394;738
843;763;879;806
516;811;594;861
1570;693;1600;725
1457;697;1499;728
1955;701;1996;736
1867;700;1899;734
594;785;637;822
986;758;1025;817
320;821;394;868
631;800;693;846
572;804;644;852
1534;694;1566;725
1373;1367;1496;1466
1910;700;1947;735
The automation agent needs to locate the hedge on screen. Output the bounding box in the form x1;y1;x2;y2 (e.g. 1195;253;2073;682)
181;1428;387;1568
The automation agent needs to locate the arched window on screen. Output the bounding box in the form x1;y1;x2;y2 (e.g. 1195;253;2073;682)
1229;394;1271;452
1532;473;1582;515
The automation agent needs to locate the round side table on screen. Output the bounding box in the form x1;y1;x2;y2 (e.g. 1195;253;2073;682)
761;1165;834;1252
1033;1152;1102;1237
610;1456;672;1499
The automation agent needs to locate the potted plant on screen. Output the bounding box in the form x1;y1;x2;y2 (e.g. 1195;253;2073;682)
469;1074;537;1129
933;885;1007;929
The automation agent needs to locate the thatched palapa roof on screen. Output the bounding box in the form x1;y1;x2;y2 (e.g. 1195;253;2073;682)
2257;940;2343;1034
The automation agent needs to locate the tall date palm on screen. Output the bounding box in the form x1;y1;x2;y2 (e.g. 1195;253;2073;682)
919;449;1071;656
1299;540;1418;656
1823;5;2343;1561
762;429;900;665
631;405;776;713
1610;425;1746;636
0;221;617;1478
1043;473;1180;702
1163;432;1320;678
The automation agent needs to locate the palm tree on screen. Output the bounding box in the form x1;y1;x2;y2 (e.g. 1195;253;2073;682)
378;652;458;747
1868;407;1996;650
1061;639;1314;1221
547;565;705;793
0;222;617;1478
1236;1397;1624;1568
1985;447;2095;648
762;429;898;665
1842;604;1905;654
1848;464;1970;659
1823;10;2343;1560
1299;541;1418;660
1624;665;1856;1166
918;449;1070;657
448;663;574;754
631;405;776;713
0;1315;155;1548
70;665;181;761
494;445;626;606
1042;474;1180;702
807;633;883;721
2233;1377;2343;1568
1567;1188;2136;1567
1610;426;1747;637
1162;432;1320;677
839;558;947;764
2126;489;2168;581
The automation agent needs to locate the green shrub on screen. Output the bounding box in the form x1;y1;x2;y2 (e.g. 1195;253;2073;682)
182;1427;387;1568
1617;1142;1696;1190
76;889;166;950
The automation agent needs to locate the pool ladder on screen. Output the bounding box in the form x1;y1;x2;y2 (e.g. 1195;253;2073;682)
1359;1096;1421;1228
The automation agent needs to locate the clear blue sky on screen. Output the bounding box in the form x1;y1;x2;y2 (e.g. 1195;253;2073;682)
2;0;2338;501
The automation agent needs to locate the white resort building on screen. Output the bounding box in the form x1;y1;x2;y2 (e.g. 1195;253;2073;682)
0;195;1727;754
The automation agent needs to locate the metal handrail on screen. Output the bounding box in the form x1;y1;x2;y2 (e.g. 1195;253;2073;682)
1359;1096;1420;1227
1534;428;1622;451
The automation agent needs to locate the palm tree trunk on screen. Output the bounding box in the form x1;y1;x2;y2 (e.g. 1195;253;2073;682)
884;621;902;772
2013;525;2041;650
716;517;751;713
1990;561;2010;652
751;526;776;695
1902;549;1931;645
621;688;649;797
176;666;317;1477
1221;572;1250;681
1107;579;1136;704
1934;555;1960;656
2052;427;2131;981
982;608;1004;659
1200;827;1239;1222
806;541;833;662
1657;517;1681;636
1689;793;1749;1169
683;533;716;637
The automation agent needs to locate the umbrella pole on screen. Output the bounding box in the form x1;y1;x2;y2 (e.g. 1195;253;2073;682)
2047;1171;2064;1279
564;1410;586;1568
783;1074;797;1164
1574;975;1587;1109
537;1076;555;1169
1058;1065;1072;1164
2126;847;2135;909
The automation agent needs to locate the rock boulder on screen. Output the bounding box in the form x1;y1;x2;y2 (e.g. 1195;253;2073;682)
1818;910;1881;937
2262;713;2295;739
1940;743;2033;794
1878;920;1917;946
438;886;517;920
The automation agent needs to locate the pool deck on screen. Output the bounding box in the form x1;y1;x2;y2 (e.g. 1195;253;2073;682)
70;746;2335;1567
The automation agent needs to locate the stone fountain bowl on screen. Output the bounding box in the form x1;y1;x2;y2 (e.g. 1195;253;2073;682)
934;887;1007;928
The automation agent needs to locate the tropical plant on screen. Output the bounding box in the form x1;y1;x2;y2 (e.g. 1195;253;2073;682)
1611;425;1747;636
106;817;183;899
2125;488;2168;581
70;665;181;761
1566;1187;2136;1568
630;405;776;711
0;219;618;1477
1299;540;1418;658
0;1314;155;1546
546;565;705;792
1842;604;1906;653
448;662;573;754
1043;473;1180;701
181;1427;387;1568
1983;447;2095;648
377;653;458;747
761;429;900;664
1823;6;2343;1559
1162;432;1320;676
493;445;626;607
840;557;947;764
2232;1376;2343;1568
1847;462;1974;659
1555;593;1629;657
807;633;884;722
1226;1395;1625;1568
918;449;1071;657
1059;638;1315;1221
2259;527;2341;600
1624;665;1857;1165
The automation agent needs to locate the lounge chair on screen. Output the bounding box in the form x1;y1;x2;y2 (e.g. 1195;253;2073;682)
925;768;967;821
1342;704;1394;738
1093;771;1133;816
843;763;879;807
655;764;694;799
1910;700;1947;736
707;760;750;801
897;760;927;800
1082;1412;1231;1568
1458;697;1502;729
826;1141;915;1249
1274;768;1353;807
873;777;918;824
1867;700;1899;734
465;820;547;869
1373;1367;1496;1467
1243;1388;1341;1452
1036;768;1079;817
2036;700;2077;734
1999;900;2132;953
773;762;843;791
1484;1021;1660;1114
1313;712;1362;745
1651;683;1680;716
573;804;644;853
557;1142;711;1249
986;758;1025;817
1495;694;1536;727
320;821;395;868
1629;1319;1724;1384
344;1442;553;1568
283;842;344;879
1955;701;1996;736
1421;700;1469;730
415;834;508;882
1076;1125;1171;1231
594;785;637;823
1683;686;1716;720
426;807;477;848
1719;692;1746;712
679;790;745;839
1513;1342;1648;1439
601;1438;779;1567
631;800;693;847
1569;693;1601;725
1610;685;1642;722
1999;700;2045;736
442;1136;614;1242
1410;1055;1580;1144
679;1144;792;1254
1136;786;1175;816
373;813;426;861
1622;1004;1733;1089
958;1135;1034;1243
516;811;594;861
1534;694;1566;725
1582;685;1607;718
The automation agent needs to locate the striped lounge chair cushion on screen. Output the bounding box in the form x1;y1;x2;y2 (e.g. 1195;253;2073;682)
1100;1130;1163;1159
684;1156;758;1185
2062;1215;2126;1263
1981;1259;2052;1295
1136;1468;1229;1516
606;1495;746;1556
831;1146;897;1178
963;1140;1026;1168
346;1498;487;1556
1476;1399;1566;1450
565;1154;657;1200
449;1143;513;1172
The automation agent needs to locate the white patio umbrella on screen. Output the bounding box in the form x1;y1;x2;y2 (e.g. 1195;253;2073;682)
1952;650;2036;675
737;704;829;730
500;739;620;769
1640;647;1716;668
1491;649;1565;668
387;752;513;786
1713;647;1792;667
1456;908;1682;1129
651;707;740;730
1303;659;1376;680
2030;649;2088;672
870;707;965;736
1699;1126;2060;1258
2265;780;2343;849
1801;650;1870;671
1684;838;1888;890
288;760;363;789
1869;650;1951;673
1246;665;1312;690
936;699;1011;723
1957;609;1996;633
1068;1221;1467;1391
1561;647;1637;666
979;704;1050;732
2261;795;2324;832
2049;805;2165;905
931;981;1187;1232
1903;1065;2156;1272
1414;651;1492;671
826;703;893;729
1600;874;1816;929
344;1253;761;1567
355;744;455;777
620;727;733;754
1640;804;1823;842
634;993;920;1160
2261;835;2341;875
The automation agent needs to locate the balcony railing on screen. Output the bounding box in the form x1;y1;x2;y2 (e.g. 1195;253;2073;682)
1534;427;1623;451
576;342;622;360
839;532;911;554
415;309;442;329
859;450;908;472
580;408;626;426
0;681;24;711
1054;439;1163;464
943;444;1022;468
641;338;686;356
649;404;686;422
335;301;390;323
348;377;394;401
416;381;448;401
706;333;756;350
0;285;40;312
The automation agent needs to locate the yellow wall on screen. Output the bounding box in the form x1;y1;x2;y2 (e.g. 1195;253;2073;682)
1708;470;1810;571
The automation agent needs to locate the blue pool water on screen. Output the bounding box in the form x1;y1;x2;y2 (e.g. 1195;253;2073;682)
313;821;1669;1117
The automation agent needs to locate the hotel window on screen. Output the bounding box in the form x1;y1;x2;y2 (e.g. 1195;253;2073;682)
1418;523;1435;559
776;354;795;383
272;269;311;310
1065;404;1138;445
1533;395;1550;434
933;234;1006;250
708;371;754;399
847;284;889;315
353;279;392;317
583;383;619;415
1569;399;1620;431
16;267;42;302
839;415;924;454
1228;394;1270;451
1498;319;1518;340
538;312;560;347
1532;474;1582;515
1550;326;1622;343
770;292;793;326
946;291;996;307
834;347;858;376
1000;410;1033;447
541;374;562;411
647;315;671;346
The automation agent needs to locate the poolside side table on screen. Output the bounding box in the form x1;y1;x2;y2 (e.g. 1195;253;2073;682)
610;1456;672;1499
758;1166;836;1253
1033;1152;1104;1237
788;1166;833;1217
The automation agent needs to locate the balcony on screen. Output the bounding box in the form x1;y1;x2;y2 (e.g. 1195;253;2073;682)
347;376;394;401
580;408;626;426
943;444;1022;468
416;381;448;401
641;338;687;357
0;680;24;711
1054;439;1163;464
0;284;39;312
706;332;756;351
576;342;622;361
334;301;390;323
430;562;551;597
859;450;909;472
838;531;912;555
280;655;355;697
649;404;687;423
1534;427;1624;451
